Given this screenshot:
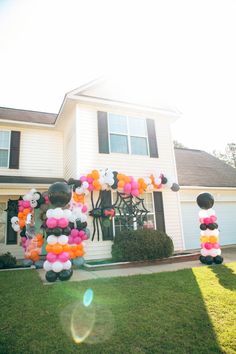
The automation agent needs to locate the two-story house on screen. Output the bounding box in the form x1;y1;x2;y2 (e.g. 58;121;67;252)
0;79;184;259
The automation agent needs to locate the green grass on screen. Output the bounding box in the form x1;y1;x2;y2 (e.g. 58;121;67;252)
0;263;235;354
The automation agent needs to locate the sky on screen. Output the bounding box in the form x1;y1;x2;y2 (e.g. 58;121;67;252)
0;0;236;154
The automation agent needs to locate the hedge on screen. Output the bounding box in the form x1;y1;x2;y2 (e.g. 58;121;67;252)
111;228;174;262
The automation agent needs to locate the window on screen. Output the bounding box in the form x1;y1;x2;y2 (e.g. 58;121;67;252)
0;131;10;168
108;113;148;155
0;203;6;244
112;192;155;235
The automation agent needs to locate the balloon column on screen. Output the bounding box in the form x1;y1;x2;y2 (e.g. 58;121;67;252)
43;182;74;282
197;193;223;265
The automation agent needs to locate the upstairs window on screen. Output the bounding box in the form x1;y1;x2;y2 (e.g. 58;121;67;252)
108;113;148;156
0;131;10;168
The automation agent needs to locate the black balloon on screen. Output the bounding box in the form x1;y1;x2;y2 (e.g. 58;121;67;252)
205;255;213;265
196;193;214;210
48;182;72;207
35;192;45;209
208;223;218;230
45;270;58;282
111;171;118;189
52;227;63;236
62;227;71;236
214;255;223;264
200;224;207;230
161;176;168;184
58;269;73;281
171;183;180;192
199;255;206;264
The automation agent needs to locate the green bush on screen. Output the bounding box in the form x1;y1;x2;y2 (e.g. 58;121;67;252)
0;252;17;269
112;229;174;262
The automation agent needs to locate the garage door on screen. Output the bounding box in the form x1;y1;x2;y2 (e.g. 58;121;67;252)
181;202;236;250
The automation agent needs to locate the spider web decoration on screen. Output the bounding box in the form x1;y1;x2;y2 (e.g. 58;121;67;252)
113;192;150;230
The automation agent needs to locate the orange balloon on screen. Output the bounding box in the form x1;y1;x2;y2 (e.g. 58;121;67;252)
124;176;131;183
23;208;31;215
52;243;63;255
118;180;125;188
19;220;25;228
75;249;84;257
46;244;53;253
18;212;24;219
209;236;218;243
117;174;125;181
91;170;99;180
63;244;71;252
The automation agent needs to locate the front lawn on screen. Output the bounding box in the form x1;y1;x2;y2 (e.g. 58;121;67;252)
0;263;235;354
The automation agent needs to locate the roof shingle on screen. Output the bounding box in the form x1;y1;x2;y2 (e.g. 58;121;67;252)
175;148;236;187
0;107;57;125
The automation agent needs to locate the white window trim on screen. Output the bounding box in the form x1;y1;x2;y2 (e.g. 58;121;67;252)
108;113;149;156
111;191;156;236
0;130;11;169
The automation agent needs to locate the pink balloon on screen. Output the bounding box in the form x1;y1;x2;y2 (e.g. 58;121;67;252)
46;252;57;262
87;177;93;184
213;243;220;249
210;215;217;223
18;206;24;212
58;218;69;228
132;189;139;197
205;242;212;250
131;181;138;189
204;217;211;225
78;230;85;237
46;218;58;228
81;234;88;241
88;184;94;191
82;205;88;213
74;237;82;244
80;176;87;182
124;183;131;193
68;236;74;244
58;252;69;262
71;229;79;237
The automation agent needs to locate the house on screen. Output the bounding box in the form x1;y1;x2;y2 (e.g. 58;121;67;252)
0;78;186;259
175;148;236;249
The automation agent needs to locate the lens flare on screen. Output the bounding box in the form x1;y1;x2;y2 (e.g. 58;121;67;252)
83;288;93;307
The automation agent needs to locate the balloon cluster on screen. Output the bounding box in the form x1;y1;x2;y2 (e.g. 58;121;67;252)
10;189;46;265
68;169;180;202
43;182;89;282
197;193;223;265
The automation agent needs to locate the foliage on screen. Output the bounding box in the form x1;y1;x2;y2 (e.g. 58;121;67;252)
0;264;236;353
173;140;187;148
0;252;17;269
213;143;236;168
111;228;174;261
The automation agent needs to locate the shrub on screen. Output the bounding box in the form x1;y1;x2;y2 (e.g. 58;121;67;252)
112;229;174;262
0;252;17;269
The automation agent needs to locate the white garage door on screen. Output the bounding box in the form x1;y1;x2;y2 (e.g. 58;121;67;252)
181;202;236;250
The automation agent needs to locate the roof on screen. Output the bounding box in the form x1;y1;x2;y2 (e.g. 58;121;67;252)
0;107;57;125
0;176;65;184
175;148;236;188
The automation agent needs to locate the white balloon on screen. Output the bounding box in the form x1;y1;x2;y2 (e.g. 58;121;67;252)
216;249;221;256
63;260;72;270
201;248;208;257
207;208;216;216
82;181;89;189
46;209;54;218
63;209;72;219
43;261;52;271
209;248;218;257
75;187;83;195
154;177;162;185
54;208;64;219
199;210;208;218
47;235;58;244
13;225;20;232
52;261;63;273
57;235;68;245
80;214;87;222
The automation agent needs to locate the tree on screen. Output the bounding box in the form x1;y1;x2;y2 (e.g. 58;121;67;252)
173;140;187;148
212;143;236;168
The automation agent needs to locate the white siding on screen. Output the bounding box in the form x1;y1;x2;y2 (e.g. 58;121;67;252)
75;104;184;251
0;125;63;178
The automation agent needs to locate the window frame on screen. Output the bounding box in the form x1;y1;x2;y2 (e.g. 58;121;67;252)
108;113;150;156
111;191;156;236
0;130;11;168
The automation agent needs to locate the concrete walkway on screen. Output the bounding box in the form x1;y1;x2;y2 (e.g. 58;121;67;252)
37;246;236;284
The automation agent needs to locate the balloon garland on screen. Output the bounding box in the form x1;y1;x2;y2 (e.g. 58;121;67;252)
197;193;223;265
11;189;45;266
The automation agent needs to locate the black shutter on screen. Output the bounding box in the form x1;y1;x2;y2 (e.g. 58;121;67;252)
153;192;165;232
9;131;21;169
97;111;109;154
100;190;114;240
146;119;158;158
6;200;18;245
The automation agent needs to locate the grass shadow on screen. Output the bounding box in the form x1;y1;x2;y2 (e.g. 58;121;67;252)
210;263;236;291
